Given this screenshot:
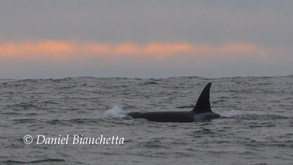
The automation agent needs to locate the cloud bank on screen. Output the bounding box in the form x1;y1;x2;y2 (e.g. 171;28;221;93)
1;40;291;79
0;40;266;61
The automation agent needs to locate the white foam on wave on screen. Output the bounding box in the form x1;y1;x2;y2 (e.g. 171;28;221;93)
104;106;127;118
221;110;239;117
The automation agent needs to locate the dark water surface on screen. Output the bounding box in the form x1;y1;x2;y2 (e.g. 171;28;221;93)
0;76;292;165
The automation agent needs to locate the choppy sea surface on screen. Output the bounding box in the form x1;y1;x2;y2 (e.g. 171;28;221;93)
0;76;292;165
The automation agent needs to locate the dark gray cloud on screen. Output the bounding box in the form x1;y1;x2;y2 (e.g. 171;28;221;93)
0;0;292;78
1;0;293;46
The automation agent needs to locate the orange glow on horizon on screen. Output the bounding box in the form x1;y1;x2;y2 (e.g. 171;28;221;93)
0;40;267;61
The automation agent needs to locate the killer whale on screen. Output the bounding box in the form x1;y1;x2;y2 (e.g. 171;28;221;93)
128;82;220;122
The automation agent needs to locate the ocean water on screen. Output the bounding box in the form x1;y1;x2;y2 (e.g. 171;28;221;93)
0;76;292;165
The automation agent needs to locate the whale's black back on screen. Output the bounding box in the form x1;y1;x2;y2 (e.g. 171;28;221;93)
128;82;219;122
128;111;193;122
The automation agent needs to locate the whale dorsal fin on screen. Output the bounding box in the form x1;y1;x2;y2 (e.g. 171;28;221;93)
192;82;212;113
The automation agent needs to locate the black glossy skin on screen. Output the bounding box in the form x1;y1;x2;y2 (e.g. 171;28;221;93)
127;82;221;123
128;111;194;122
128;111;220;122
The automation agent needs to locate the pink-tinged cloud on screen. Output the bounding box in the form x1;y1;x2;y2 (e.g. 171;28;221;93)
0;41;267;61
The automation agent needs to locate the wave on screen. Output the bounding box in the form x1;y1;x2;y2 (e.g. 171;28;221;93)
3;159;65;164
104;106;127;118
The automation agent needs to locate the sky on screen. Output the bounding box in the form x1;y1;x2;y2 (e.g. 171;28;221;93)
0;0;292;79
